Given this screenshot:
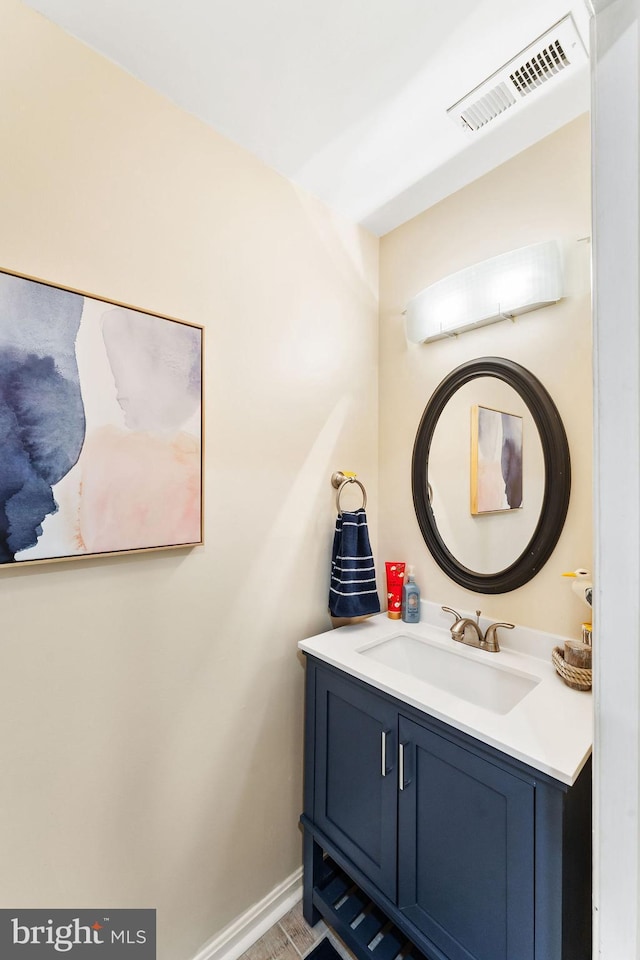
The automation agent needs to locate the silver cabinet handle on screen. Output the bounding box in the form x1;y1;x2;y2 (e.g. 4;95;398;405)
398;741;412;790
381;730;394;776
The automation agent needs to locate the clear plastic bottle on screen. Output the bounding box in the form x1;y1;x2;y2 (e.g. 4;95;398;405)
402;565;420;623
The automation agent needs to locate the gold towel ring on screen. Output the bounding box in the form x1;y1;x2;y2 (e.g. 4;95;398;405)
331;471;367;514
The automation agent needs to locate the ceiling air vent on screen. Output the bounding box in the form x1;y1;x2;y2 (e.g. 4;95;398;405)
447;14;588;133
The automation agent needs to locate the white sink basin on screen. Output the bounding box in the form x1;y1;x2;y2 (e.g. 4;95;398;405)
358;634;540;715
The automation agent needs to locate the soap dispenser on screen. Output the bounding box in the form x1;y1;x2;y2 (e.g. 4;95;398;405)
402;565;420;623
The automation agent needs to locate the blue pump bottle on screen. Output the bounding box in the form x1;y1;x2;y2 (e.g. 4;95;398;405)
402;565;420;623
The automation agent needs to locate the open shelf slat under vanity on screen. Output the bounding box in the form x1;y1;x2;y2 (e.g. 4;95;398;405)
313;858;430;960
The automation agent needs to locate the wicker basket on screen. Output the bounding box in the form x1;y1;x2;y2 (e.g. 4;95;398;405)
552;646;592;691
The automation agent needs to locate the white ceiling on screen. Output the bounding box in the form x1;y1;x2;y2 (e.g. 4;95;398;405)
23;0;591;235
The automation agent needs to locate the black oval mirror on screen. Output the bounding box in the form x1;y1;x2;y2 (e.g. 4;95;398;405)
411;357;571;594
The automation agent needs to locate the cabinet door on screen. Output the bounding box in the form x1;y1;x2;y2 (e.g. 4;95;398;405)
314;669;398;901
397;716;535;960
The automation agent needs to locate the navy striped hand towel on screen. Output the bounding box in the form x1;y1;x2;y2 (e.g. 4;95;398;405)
329;508;381;618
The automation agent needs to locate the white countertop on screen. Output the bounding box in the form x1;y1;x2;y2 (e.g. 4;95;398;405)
299;603;592;785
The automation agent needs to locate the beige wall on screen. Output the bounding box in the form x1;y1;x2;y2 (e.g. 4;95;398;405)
379;114;592;639
0;2;378;958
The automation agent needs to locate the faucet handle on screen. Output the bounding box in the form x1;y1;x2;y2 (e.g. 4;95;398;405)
484;621;514;653
442;606;467;641
441;606;462;623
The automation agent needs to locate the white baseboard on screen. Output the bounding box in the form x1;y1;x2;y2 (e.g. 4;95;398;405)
192;868;303;960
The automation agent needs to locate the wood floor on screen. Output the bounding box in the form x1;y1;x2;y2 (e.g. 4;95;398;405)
237;902;352;960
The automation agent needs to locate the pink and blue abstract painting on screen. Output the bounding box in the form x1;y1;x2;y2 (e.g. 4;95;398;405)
471;404;523;515
0;268;202;565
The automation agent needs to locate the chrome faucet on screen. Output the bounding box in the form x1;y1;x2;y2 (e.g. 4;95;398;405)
442;606;514;653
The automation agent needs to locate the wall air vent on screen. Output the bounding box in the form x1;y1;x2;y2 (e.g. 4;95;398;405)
447;14;588;133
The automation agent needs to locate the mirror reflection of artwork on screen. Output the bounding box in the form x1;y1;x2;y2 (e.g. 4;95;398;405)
471;405;523;515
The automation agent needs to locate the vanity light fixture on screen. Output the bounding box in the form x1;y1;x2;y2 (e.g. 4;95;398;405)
405;240;563;344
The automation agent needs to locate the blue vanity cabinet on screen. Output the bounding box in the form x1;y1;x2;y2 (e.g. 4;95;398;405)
397;716;535;960
312;665;398;901
301;657;592;960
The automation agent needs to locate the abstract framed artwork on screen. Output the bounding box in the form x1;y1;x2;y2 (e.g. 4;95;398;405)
0;267;203;566
471;405;523;515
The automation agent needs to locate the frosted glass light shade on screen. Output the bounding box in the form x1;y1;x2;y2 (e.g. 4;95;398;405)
405;241;563;344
